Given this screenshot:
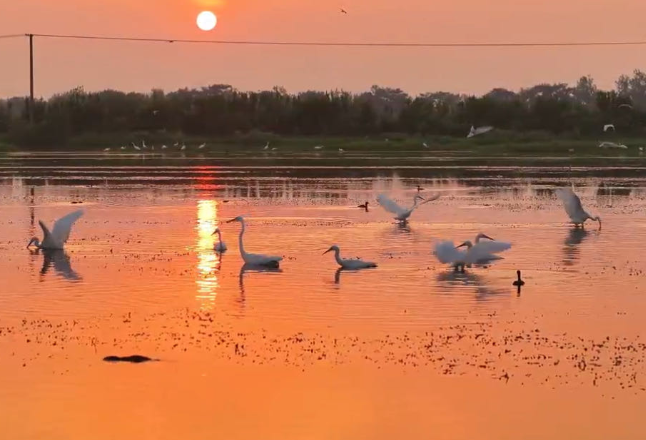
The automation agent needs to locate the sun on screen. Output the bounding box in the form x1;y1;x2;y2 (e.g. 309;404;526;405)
196;11;217;31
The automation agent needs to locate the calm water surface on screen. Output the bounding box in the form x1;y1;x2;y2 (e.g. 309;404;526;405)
1;155;646;439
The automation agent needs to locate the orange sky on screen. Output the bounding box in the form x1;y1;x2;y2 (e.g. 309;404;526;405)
1;0;646;98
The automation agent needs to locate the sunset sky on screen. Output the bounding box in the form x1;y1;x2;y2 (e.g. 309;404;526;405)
1;0;646;98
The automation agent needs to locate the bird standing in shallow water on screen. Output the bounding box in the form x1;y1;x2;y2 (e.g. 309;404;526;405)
358;202;369;210
27;210;84;250
555;187;601;229
323;245;377;270
227;216;283;267
212;227;227;253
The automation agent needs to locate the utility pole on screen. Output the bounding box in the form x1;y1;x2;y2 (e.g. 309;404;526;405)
28;33;34;124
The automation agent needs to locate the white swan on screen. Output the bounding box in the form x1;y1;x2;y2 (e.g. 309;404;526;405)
27;210;84;250
323;245;377;269
555;187;601;229
434;236;510;272
212;227;227;253
377;193;440;222
226;216;283;267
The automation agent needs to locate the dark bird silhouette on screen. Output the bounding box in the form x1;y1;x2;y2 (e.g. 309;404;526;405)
340;8;348;14
513;270;525;287
358;201;369;210
416;185;424;192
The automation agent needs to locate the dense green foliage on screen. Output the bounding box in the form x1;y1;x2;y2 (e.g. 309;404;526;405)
2;71;646;148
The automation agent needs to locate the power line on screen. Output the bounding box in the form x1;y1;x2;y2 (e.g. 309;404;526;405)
0;34;24;40
17;32;646;48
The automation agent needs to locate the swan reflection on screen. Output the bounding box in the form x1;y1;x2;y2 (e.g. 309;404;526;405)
36;249;82;282
562;228;592;266
436;270;507;300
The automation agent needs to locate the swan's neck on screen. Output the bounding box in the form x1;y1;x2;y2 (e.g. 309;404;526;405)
333;249;343;265
238;220;247;257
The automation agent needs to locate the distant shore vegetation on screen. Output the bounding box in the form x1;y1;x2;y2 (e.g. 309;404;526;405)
2;71;646;150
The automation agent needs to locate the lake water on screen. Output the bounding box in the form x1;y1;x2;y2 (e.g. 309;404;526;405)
1;153;646;439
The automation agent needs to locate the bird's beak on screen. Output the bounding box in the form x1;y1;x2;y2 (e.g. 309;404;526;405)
323;248;332;255
226;218;236;223
456;242;467;249
26;239;34;249
482;234;494;241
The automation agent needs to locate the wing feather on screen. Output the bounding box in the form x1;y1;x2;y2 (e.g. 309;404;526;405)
51;210;84;244
377;194;406;216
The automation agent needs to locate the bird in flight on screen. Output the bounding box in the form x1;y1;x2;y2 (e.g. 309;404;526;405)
340;8;347;14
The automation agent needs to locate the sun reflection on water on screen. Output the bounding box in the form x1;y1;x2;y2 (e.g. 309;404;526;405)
195;200;220;310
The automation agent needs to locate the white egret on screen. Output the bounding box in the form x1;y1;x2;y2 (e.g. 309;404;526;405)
27;210;84;250
212;227;227;253
180;144;186;151
120;146;126;150
198;143;206;149
142;140;148;149
377;193;440;222
263;142;270;150
599;141;627;149
323;245;377;269
473;233;512;259
173;142;179;147
314;145;325;150
226;216;283;267
338;148;345;153
103;148;110;152
271;147;278;151
467;126;494;138
603;124;615;132
161;145;168;150
434;238;508;272
422;142;429;148
555;187;601;229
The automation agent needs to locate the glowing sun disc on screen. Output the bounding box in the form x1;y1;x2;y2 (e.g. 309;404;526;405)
197;11;217;31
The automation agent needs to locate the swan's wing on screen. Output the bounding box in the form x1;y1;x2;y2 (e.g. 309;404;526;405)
475;126;493;135
474;240;511;254
377;194;405;216
419;193;441;206
555;188;584;219
433;241;462;264
51;210;84;244
38;220;52;241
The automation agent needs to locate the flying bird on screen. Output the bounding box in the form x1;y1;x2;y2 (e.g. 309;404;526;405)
226;216;283;267
377;193;440;222
467;125;494;138
27;210;84;250
598;141;627;149
340;8;348;14
198;143;206;149
555;187;601;229
324;245;377;270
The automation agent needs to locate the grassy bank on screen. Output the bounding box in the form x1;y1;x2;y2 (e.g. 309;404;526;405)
2;130;646;158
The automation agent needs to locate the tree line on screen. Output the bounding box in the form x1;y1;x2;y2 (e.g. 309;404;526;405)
2;70;646;147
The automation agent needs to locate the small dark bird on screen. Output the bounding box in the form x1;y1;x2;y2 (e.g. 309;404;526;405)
512;270;525;287
358;202;369;209
416;185;424;192
340;8;347;13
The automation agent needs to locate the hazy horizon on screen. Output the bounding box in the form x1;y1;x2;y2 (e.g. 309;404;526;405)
2;0;646;99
